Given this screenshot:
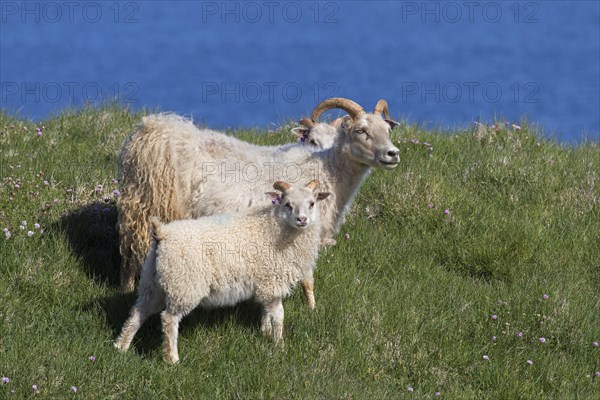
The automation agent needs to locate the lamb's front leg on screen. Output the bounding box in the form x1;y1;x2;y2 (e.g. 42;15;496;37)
260;298;284;344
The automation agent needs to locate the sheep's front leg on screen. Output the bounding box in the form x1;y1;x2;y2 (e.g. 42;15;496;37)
261;298;284;344
302;274;316;310
161;310;182;364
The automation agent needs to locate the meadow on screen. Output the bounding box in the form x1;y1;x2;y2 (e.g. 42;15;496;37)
1;105;599;399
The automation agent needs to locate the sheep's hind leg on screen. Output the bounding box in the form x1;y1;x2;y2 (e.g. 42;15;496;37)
119;257;137;294
302;274;316;310
161;310;182;364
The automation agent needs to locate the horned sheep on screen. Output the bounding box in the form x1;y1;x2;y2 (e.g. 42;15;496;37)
117;98;400;309
114;180;330;363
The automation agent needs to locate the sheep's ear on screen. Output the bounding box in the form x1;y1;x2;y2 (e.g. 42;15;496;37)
385;119;400;130
316;192;331;202
291;126;309;142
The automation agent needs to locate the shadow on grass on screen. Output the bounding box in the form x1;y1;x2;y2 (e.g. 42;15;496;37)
93;292;262;356
52;201;121;287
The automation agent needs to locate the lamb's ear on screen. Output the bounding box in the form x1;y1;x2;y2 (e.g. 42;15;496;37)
340;115;354;132
316;192;331;202
291;126;309;142
265;192;280;203
385;119;400;130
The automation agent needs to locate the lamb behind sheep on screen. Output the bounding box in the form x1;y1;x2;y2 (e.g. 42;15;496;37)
114;180;330;363
291;117;340;149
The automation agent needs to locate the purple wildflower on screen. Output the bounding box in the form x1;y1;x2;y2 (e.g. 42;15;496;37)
543;294;549;300
595;371;600;378
435;392;441;397
5;231;11;240
36;127;43;136
2;377;9;383
539;337;546;344
43;180;49;186
491;314;498;321
593;341;599;348
89;355;96;362
27;231;34;237
53;198;59;204
71;386;77;393
492;336;497;342
527;359;533;366
512;124;521;131
32;384;38;391
113;189;121;197
34;223;40;229
428;203;434;209
516;331;524;338
443;209;450;215
407;386;414;393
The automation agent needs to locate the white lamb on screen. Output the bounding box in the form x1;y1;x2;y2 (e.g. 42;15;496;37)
114;180;330;364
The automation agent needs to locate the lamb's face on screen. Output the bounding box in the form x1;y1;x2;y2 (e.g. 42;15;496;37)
340;114;400;170
280;187;320;229
291;122;338;149
267;181;331;230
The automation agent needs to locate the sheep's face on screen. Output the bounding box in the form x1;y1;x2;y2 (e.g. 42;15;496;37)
266;182;331;230
291;122;339;149
339;114;400;170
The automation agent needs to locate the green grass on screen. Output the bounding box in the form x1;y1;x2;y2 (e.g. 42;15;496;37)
1;105;599;399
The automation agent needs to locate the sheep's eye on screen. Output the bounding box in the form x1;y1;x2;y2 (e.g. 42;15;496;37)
356;128;369;138
309;139;317;146
285;203;293;210
309;202;315;209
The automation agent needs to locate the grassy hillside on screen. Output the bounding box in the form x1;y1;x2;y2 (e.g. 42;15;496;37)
1;105;599;399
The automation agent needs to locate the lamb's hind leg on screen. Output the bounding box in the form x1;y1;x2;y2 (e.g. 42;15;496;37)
114;293;164;352
161;310;182;364
115;290;165;351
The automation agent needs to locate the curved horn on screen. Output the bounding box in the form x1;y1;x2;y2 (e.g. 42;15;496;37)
273;181;291;192
311;98;365;122
373;99;390;119
299;118;315;129
304;179;320;190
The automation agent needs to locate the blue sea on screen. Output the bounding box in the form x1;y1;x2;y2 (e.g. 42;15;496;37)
1;1;599;143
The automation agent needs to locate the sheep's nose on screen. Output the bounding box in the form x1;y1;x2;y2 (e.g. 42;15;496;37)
297;216;307;224
387;148;399;158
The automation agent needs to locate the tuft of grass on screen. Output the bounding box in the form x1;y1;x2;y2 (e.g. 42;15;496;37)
1;106;599;398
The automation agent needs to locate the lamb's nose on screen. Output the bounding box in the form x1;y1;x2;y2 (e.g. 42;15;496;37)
297;216;307;224
387;149;399;158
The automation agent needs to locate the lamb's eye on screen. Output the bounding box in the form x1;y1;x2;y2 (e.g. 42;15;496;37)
310;139;317;146
285;203;293;210
309;202;315;209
